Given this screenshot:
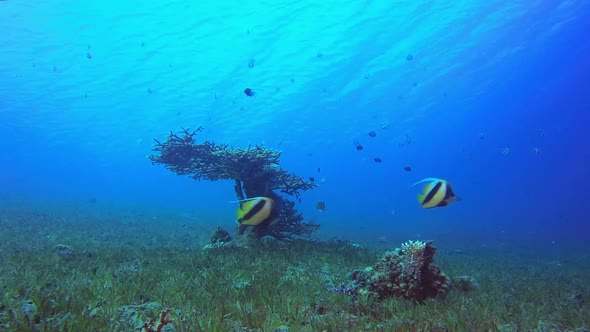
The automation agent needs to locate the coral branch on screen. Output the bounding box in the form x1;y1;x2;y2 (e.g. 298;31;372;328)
150;128;318;240
142;308;173;332
150;128;315;194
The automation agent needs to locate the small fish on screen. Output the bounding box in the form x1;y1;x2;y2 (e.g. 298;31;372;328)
86;52;92;59
316;201;326;212
244;88;255;97
356;144;364;151
501;148;510;155
248;58;255;69
409;178;460;209
374;158;382;163
406;54;414;61
368;131;377;137
309;177;315;182
404;166;412;171
317;167;320;173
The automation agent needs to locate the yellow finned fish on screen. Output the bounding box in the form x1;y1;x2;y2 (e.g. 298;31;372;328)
409;178;460;209
234;197;275;226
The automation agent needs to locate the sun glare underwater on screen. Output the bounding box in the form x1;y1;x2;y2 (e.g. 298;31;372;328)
1;0;589;331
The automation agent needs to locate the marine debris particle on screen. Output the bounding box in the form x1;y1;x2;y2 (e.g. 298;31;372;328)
248;58;255;68
368;131;377;137
374;157;382;163
147;88;153;94
244;88;255;97
406;54;414;61
399;135;412;148
404;166;412;171
86;52;92;59
356;144;364;151
309;177;315;182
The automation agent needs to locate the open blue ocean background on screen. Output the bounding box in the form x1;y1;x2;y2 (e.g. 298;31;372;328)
1;0;589;246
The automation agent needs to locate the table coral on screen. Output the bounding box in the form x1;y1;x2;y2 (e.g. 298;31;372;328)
150;127;318;240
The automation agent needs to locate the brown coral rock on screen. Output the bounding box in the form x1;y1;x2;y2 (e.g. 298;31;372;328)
350;241;450;302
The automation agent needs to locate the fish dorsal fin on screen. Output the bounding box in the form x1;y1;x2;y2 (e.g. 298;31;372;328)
228;197;260;204
409;177;441;189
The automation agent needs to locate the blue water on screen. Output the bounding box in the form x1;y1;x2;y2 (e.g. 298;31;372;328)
1;0;589;245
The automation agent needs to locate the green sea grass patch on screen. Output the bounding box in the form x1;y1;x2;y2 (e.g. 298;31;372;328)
0;206;588;331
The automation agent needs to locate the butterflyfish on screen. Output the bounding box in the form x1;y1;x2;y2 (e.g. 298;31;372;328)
409;178;460;209
234;197;275;226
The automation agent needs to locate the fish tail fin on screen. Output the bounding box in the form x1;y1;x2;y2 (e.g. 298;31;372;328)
409;177;440;189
